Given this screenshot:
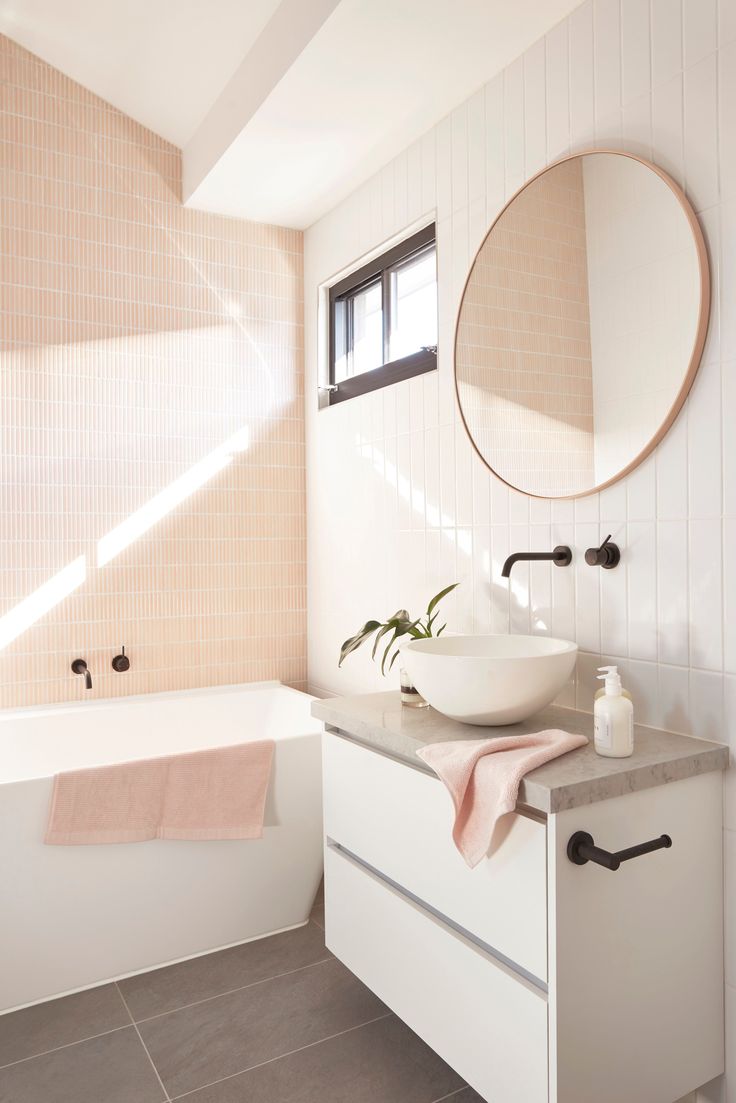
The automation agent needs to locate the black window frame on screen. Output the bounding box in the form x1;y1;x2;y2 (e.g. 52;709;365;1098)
327;223;437;405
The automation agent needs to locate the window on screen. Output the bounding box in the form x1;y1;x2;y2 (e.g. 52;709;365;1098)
327;224;437;404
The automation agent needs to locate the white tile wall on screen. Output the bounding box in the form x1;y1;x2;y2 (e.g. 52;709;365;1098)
305;2;735;1097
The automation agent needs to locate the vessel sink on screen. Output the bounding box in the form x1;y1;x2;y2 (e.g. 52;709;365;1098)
401;634;577;725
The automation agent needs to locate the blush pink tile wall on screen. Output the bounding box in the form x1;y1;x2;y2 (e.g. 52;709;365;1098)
456;156;595;496
0;35;306;707
305;3;735;1099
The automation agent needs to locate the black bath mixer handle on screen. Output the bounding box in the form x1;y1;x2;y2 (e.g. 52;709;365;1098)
567;830;672;871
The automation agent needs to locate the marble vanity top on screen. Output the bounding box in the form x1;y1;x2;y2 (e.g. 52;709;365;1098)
311;691;729;813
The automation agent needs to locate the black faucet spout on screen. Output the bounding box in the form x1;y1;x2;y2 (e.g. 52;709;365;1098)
71;658;93;690
501;545;572;578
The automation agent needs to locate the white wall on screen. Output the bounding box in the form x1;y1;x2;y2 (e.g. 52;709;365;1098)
583;151;702;483
305;2;735;1098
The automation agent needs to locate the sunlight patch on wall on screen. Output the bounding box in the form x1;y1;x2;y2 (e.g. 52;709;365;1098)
97;426;251;567
0;557;87;651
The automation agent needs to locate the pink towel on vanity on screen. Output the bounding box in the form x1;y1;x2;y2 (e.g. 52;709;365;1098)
417;730;587;869
44;741;275;845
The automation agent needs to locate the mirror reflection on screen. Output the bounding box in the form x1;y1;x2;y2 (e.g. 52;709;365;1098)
455;152;707;498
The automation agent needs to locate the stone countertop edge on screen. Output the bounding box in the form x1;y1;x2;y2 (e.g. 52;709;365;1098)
311;691;729;814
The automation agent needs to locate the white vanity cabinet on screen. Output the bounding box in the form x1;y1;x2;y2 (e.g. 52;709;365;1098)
314;693;728;1103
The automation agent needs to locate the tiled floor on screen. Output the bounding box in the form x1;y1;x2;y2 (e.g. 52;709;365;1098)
0;888;484;1102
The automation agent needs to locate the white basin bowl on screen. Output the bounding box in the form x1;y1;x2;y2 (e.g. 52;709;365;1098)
401;634;577;726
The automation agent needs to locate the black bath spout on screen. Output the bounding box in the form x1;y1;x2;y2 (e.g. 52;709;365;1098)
501;545;572;578
71;658;93;690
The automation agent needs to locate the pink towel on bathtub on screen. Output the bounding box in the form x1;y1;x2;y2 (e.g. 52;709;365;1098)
417;730;588;869
44;741;275;845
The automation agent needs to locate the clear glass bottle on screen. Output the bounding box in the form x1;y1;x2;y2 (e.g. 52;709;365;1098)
400;667;428;708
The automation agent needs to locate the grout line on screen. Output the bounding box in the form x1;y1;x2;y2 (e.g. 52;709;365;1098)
431;1089;472;1103
116;983;171;1103
170;1011;394;1100
134;956;334;1025
310;912;325;932
0;1023;131;1072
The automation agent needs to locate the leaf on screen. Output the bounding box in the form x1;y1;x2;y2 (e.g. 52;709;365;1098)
426;582;459;619
380;618;421;675
371;611;411;660
436;623;447;636
338;620;382;666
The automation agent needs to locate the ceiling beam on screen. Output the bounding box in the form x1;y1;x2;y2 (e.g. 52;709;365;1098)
183;0;341;206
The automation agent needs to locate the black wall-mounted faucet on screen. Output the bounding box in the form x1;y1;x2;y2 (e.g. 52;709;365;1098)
585;534;621;569
501;545;572;578
71;658;92;690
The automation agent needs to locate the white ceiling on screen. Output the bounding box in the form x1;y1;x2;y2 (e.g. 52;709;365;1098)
0;0;284;145
1;0;584;228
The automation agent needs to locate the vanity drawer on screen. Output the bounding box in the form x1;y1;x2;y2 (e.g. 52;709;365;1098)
325;843;548;1103
323;733;547;980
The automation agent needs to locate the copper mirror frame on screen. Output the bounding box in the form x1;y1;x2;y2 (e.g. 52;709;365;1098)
453;150;711;500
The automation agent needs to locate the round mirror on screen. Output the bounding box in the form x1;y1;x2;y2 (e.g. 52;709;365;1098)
454;151;709;498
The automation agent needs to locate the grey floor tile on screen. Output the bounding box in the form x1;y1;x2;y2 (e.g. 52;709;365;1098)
0;984;130;1068
119;921;330;1021
140;958;386;1098
173;1014;464;1103
0;1027;165;1103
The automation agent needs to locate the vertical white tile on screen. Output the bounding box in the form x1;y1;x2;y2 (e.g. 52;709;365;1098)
393;149;408;230
569;0;595;146
471;451;490;525
466;88;486;205
509;486;530;525
724;518;736;672
656;408;689;519
721;41;736;201
628;520;658;660
724;360;736;516
626;659;659;726
529;523;553;635
688;357;722;518
490;525;511;633
684;52;720;212
509;523;531;634
410;430;426;531
622;0;652;103
594;0;622;132
504;56;525;196
490;475;509;526
689;517;723;670
657;519;690;666
689;667;724;740
546;19;570;161
652;73;684;184
406;140;422;222
451;103;469;213
472;524;493;632
599;481;627;524
435;115;452;217
657;662;691;733
600;534;629;657
723;201;736;361
484;72;505;220
575;521;602;653
439;424;455;527
424;427;441;529
420;128;437;214
720;0;736;45
622;90;652;157
575;492;600;524
683;0;718;68
627;456;656;520
523;38;547;176
652;0;683;86
455;429;474;528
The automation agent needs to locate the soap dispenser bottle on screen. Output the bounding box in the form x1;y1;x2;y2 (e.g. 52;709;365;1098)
594;665;634;758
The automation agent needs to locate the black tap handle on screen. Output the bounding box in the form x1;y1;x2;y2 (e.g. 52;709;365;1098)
112;646;130;673
585;534;620;569
567;830;672;871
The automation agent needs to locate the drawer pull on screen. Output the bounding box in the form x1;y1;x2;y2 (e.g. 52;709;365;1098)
567;830;672;871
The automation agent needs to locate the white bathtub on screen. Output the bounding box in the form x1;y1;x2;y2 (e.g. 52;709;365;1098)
0;681;324;1013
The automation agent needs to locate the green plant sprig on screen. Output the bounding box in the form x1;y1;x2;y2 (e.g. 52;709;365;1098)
338;582;459;675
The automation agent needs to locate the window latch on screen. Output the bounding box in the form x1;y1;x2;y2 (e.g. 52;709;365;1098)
319;384;339;393
421;345;438;354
